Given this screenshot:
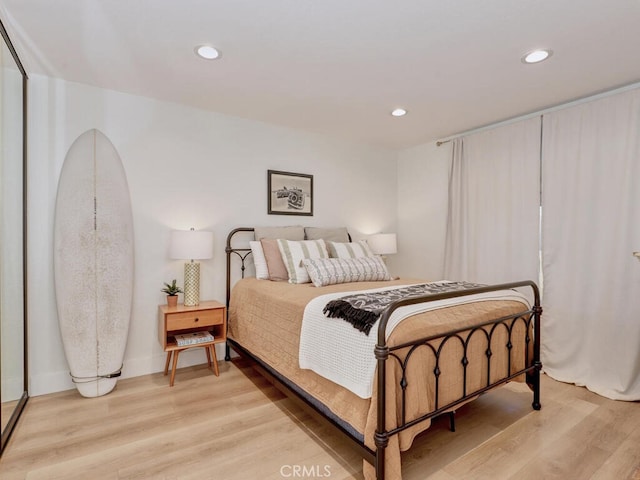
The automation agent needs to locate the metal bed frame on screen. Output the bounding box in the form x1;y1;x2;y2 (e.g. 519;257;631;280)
225;227;542;480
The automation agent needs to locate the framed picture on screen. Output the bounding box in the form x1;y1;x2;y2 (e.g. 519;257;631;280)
268;170;313;216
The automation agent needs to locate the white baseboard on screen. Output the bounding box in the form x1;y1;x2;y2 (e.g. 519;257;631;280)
29;343;229;397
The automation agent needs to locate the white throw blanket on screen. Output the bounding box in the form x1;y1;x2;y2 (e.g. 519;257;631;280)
299;282;530;399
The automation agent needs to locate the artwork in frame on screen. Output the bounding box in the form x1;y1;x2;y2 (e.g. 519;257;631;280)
268;170;313;216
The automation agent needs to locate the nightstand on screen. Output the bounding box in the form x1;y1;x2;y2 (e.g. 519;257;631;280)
158;300;226;386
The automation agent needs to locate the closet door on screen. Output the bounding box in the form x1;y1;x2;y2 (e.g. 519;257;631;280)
0;18;28;453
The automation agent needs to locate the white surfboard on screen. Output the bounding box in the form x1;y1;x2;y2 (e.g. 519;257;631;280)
54;129;134;397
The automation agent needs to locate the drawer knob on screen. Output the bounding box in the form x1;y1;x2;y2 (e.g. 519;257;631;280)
194;317;199;322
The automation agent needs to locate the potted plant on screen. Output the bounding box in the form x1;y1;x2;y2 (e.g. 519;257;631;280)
161;279;183;307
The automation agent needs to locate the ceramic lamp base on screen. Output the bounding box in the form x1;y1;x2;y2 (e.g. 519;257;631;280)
183;261;200;306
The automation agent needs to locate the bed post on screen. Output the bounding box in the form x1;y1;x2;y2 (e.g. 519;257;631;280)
225;230;233;361
375;312;391;480
524;281;542;410
531;301;543;410
224;227;254;361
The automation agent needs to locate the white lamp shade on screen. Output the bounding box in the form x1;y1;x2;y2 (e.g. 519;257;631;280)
169;230;214;260
368;233;397;255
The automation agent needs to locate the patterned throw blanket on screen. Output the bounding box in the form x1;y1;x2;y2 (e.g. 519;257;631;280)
323;281;484;335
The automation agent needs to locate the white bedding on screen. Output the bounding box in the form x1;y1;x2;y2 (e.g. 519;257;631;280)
298;282;530;399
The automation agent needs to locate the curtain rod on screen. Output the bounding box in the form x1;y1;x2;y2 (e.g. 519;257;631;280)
435;80;640;146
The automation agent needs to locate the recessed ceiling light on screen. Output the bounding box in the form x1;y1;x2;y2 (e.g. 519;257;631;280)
195;45;221;60
522;49;552;64
391;108;407;117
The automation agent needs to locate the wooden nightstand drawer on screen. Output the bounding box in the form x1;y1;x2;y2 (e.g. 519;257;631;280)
166;308;223;331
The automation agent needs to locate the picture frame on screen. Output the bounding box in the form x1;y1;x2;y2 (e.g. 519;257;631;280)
268;170;313;216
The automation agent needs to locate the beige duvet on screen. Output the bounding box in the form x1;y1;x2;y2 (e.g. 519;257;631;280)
228;278;533;480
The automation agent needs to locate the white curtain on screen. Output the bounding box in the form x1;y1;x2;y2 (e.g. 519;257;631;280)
444;117;541;286
541;89;640;400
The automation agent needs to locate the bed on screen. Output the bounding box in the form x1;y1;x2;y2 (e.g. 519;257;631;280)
225;227;542;480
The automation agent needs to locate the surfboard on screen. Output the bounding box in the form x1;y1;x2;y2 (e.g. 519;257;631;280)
54;129;134;398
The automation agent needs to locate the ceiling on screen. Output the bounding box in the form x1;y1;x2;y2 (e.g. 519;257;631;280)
3;0;640;149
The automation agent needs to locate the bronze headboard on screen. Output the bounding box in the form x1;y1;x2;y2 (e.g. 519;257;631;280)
225;227;255;309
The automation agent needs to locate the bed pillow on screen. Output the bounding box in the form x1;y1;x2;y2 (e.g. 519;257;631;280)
304;227;349;243
249;241;269;280
302;256;391;287
327;240;374;259
277;239;329;284
260;238;290;281
254;225;304;241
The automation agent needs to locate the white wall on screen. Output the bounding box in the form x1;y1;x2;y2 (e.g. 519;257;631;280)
395;141;451;281
27;75;398;396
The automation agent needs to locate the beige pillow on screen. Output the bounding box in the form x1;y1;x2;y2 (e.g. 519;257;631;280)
260;238;289;281
304;227;349;243
254;225;304;241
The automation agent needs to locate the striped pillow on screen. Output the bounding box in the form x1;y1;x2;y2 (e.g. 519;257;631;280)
302;256;390;287
277;239;329;284
327;240;374;259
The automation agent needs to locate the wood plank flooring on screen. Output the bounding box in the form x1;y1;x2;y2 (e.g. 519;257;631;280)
0;359;638;479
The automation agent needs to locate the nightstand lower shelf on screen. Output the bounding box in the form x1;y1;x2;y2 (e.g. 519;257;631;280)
163;341;219;387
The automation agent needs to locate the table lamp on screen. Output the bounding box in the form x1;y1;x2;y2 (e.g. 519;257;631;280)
170;228;213;306
367;233;397;261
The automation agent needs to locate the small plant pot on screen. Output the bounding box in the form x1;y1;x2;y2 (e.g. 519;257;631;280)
167;295;178;307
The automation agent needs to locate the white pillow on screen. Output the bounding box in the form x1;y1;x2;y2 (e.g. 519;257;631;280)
277;239;329;284
249;241;269;280
302;256;390;287
327;240;374;259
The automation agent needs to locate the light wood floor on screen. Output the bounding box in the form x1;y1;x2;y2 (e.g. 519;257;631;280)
1;359;639;480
